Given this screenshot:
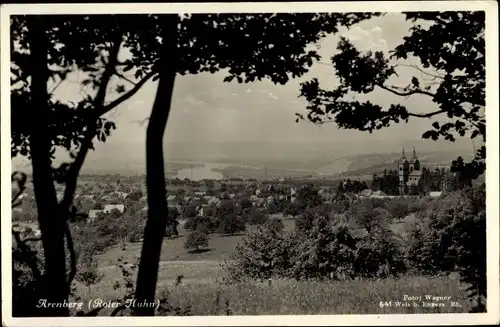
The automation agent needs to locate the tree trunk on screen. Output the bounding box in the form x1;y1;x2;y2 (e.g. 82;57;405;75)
27;16;69;316
134;14;179;316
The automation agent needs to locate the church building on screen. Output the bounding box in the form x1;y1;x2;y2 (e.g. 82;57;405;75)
398;147;422;194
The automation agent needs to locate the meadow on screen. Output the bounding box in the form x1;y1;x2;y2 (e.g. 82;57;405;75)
78;216;472;315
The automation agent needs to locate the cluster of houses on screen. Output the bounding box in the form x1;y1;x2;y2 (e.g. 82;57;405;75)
11;177;444;239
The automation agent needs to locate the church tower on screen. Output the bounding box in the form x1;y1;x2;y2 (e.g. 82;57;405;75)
398;146;410;194
408;146;420;172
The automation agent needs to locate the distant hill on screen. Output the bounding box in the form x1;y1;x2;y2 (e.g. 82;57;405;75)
316;150;476;178
11;138;477;177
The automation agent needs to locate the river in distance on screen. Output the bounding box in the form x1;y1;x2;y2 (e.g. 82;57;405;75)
174;162;227;181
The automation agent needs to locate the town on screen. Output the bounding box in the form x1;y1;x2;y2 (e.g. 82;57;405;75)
12;147;456;232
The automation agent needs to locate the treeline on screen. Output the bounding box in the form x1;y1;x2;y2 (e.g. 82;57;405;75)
336;179;369;194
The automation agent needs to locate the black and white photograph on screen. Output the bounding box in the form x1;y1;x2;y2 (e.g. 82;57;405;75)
1;1;499;326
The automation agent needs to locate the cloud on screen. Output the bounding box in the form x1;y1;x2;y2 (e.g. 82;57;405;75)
184;95;205;106
341;25;388;52
268;92;278;100
371;26;382;34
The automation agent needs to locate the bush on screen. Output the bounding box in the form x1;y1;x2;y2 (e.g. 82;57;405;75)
331;199;350;214
185;216;220;234
385;198;412;221
244;207;268;225
346;199;391;233
75;252;104;293
224;220;295;281
353;226;407;278
224;212;407;282
265;202;279;215
265;217;284;233
165;220;180;238
291;219;358;280
183;204;198;218
405;185;486;311
217;214;246;235
295;205;332;235
283;202;301;218
12;236;45;317
184;224;209;252
408;196;433;213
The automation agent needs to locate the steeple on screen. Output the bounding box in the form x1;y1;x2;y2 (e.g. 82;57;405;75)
409;146;419;163
399;146;407;162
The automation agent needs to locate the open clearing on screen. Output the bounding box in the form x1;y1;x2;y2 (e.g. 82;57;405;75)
82;216;471;315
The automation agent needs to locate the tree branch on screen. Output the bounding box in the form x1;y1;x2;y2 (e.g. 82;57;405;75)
376;83;436;98
60;35;123;213
398;63;445;81
378;76;484;108
115;72;137;86
98;68;158;117
407;110;446;118
49;78;65;94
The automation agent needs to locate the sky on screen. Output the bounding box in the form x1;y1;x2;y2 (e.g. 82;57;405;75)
16;12;477;169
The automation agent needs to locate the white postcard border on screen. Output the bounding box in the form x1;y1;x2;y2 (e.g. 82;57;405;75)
1;1;498;326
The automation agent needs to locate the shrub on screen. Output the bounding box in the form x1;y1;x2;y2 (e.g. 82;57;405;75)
385;198;411;221
183;216;197;231
405;185;486;311
347;199;391;233
353;226;407;278
12;235;45;317
183;204;198;218
295;205;332;235
184;224;209;252
244;207;269;225
265;217;284;233
223;221;295;281
224;211;407;282
75;253;104;293
217;214;246;235
408;196;433;213
291;219;358;280
283;202;301;218
265;202;279;215
331;199;350;214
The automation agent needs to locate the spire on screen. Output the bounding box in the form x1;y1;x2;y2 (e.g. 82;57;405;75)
412;146;418;160
400;146;407;161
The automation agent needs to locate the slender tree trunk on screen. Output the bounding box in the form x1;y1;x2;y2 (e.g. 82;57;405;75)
27;16;69;316
134;14;179;316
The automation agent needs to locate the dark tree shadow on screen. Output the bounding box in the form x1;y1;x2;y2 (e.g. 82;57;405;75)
218;232;246;237
187;248;211;254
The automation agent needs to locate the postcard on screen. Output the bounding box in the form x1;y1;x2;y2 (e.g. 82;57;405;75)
1;1;498;326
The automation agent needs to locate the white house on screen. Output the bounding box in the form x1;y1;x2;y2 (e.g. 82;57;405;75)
429;191;443;197
103;204;125;214
88;209;103;223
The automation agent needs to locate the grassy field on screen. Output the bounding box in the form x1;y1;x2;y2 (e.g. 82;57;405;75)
81;216;472;315
97;218;296;266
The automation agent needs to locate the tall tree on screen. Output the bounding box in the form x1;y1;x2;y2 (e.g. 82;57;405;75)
11;15;159;316
297;12;485;177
